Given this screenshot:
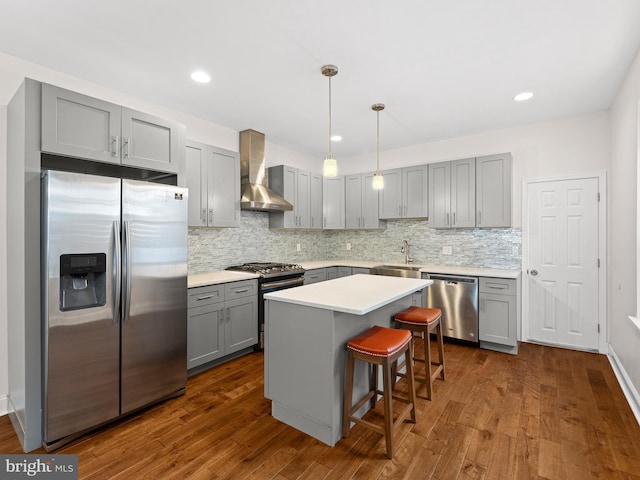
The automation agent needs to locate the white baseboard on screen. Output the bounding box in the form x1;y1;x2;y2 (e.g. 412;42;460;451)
608;344;640;426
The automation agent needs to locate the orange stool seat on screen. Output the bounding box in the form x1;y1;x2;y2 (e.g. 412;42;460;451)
342;326;417;459
394;306;446;400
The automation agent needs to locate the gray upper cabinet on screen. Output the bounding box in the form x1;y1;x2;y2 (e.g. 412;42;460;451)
378;165;428;219
310;172;323;229
476;153;512;228
186;140;240;227
428;158;475;228
323;175;346;229
345;173;385;229
41;83;184;174
378;168;402;219
269;165;321;229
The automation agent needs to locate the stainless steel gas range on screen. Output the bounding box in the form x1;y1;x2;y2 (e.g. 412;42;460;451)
225;262;305;349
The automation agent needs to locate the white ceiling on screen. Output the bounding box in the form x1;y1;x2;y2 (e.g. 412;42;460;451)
2;0;640;158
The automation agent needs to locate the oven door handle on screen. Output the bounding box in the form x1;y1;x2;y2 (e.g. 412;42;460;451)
261;277;305;292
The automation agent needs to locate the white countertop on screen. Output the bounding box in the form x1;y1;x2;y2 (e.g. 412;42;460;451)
188;260;520;288
188;270;259;288
299;260;521;279
264;274;432;315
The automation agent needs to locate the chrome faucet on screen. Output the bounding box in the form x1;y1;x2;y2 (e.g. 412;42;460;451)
401;240;413;264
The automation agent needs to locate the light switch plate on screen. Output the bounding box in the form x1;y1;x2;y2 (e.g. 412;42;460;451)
442;246;452;255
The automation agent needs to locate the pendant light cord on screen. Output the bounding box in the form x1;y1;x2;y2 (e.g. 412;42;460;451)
376;109;380;173
328;75;332;158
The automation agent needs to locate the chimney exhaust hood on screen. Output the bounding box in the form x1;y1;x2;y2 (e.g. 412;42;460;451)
239;129;293;212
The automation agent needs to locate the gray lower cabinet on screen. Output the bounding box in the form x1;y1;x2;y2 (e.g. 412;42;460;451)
476;153;512;227
304;268;328;284
186;140;240;227
352;267;370;275
378;165;428;219
41;82;184;174
305;266;369;284
187;279;258;370
337;266;351;277
479;277;518;354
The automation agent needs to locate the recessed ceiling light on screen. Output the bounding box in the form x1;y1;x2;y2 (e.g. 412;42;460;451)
331;135;342;142
514;91;534;102
190;71;211;83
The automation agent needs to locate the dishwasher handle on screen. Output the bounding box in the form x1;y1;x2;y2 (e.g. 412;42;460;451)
427;273;478;285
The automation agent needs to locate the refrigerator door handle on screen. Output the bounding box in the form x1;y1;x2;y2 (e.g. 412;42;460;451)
123;220;133;323
113;221;122;324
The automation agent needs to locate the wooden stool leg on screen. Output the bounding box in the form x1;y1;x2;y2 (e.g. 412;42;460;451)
342;350;355;438
382;357;394;459
436;323;446;381
406;340;417;423
370;363;378;409
424;326;433;400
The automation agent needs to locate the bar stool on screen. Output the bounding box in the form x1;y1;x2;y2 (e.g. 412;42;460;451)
394;306;445;400
342;325;417;459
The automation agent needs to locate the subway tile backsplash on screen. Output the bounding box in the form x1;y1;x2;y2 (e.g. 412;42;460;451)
188;211;522;274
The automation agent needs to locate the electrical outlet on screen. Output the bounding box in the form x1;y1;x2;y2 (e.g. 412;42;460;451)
346;243;352;251
512;245;519;256
442;246;452;255
296;243;301;252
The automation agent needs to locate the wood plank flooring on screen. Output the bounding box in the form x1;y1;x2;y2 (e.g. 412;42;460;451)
2;341;640;479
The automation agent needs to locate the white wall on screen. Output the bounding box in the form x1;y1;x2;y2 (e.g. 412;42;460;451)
610;47;640;400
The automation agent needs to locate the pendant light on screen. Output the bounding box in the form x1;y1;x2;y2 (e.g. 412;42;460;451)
371;103;385;190
321;65;338;177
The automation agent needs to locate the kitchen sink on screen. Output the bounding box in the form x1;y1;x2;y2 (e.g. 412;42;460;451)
370;264;423;279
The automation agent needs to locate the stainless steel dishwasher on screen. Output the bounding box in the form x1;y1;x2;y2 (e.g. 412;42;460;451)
425;273;479;343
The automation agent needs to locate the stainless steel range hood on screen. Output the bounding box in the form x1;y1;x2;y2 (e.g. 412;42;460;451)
239;129;293;212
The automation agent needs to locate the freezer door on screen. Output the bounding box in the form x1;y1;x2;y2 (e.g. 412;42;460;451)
42;171;121;444
121;180;188;413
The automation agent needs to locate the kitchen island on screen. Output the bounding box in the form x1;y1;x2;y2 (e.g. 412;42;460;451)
264;274;431;446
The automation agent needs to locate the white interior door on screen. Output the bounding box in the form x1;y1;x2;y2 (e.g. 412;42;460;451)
525;177;600;350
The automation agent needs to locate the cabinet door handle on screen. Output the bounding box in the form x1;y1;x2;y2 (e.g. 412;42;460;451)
234;288;249;293
478;211;482;225
111;136;120;157
122;137;130;158
446;212;450;226
453;212;456;226
209;209;213;223
201;208;207;223
487;283;508;290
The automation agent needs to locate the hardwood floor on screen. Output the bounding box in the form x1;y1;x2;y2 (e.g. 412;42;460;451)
2;341;640;479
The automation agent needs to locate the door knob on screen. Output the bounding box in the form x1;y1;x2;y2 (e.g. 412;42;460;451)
530;269;539;276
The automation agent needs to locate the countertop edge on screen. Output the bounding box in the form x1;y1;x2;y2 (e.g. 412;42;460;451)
188;271;259;288
265;276;432;315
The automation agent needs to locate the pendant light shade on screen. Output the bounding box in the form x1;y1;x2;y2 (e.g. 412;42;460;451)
322;65;339;177
372;103;385;190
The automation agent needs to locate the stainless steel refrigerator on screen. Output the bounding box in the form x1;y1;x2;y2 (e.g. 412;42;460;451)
41;170;188;449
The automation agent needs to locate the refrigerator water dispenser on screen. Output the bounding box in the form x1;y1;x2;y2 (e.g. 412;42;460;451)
59;253;107;311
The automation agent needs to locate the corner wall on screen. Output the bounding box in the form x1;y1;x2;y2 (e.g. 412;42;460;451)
609;46;640;413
